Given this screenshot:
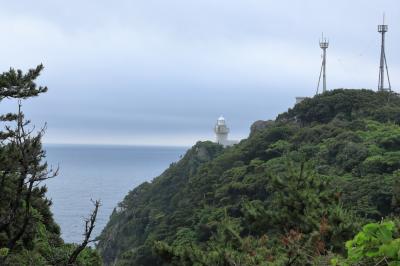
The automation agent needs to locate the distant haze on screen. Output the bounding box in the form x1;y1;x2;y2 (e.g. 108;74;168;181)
0;0;399;146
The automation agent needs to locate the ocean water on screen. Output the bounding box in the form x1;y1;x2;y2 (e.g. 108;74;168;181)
43;144;188;244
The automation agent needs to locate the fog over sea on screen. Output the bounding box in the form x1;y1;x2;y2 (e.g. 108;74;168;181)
44;144;188;244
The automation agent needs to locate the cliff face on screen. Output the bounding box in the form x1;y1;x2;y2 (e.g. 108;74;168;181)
98;89;400;266
97;141;224;265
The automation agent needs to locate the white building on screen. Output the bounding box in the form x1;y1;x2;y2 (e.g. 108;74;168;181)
214;116;238;147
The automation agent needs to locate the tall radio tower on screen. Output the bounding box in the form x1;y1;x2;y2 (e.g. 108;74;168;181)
377;14;391;91
317;33;329;94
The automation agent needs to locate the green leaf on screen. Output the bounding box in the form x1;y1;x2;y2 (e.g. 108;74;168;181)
379;242;399;258
365;249;380;258
377;222;395;243
0;248;9;258
363;223;379;235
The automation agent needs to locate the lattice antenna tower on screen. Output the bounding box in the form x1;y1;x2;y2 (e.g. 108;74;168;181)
378;14;391;91
316;33;329;94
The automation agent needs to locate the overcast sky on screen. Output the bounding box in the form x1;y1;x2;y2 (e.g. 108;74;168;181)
0;0;399;146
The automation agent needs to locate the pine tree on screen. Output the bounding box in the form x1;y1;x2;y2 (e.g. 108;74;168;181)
0;65;59;264
0;65;101;265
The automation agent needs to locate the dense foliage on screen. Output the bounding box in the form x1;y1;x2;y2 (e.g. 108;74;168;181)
332;220;400;265
98;89;400;265
0;65;101;265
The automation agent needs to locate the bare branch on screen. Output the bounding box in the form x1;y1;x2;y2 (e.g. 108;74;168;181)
68;199;101;265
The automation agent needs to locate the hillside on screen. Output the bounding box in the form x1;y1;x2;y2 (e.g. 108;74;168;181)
98;89;400;265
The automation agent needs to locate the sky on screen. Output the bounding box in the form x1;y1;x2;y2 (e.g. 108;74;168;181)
0;0;399;146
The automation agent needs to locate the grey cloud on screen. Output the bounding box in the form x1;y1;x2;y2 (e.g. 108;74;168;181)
0;0;398;146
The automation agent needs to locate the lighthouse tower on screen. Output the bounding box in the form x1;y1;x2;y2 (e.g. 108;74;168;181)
214;116;230;146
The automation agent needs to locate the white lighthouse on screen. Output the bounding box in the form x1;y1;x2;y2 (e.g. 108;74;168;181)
215;116;229;145
214;116;237;147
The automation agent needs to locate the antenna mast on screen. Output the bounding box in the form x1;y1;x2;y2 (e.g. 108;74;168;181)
317;33;329;94
377;14;391;91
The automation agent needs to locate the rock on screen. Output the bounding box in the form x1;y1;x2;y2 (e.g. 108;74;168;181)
250;120;274;135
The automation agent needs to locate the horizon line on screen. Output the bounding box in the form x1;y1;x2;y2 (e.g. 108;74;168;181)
42;142;194;148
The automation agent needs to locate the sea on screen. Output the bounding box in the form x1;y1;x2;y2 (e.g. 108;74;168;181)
43;144;188;244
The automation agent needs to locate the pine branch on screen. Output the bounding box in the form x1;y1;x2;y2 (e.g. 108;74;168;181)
0;64;47;101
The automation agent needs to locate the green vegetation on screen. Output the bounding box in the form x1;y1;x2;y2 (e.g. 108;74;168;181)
0;65;101;265
98;89;400;265
332;221;400;265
